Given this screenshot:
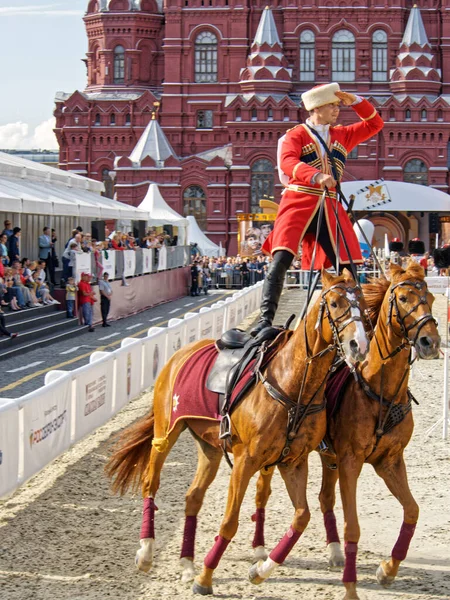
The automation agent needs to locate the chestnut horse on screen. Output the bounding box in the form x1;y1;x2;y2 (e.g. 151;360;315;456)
107;269;369;593
315;262;440;600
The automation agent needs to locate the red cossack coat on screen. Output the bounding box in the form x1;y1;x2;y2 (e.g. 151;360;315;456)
262;99;384;269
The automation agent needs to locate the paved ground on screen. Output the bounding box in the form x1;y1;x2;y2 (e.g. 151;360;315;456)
0;289;235;398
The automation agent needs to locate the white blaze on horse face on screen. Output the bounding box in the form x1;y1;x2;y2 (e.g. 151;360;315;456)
347;292;368;359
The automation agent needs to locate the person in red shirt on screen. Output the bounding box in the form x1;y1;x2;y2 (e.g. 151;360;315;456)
78;272;97;332
252;82;384;335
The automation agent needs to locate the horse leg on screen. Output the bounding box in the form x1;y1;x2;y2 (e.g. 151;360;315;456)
319;455;344;570
373;456;419;588
136;423;184;573
249;458;310;585
180;438;222;584
251;467;275;562
338;455;364;600
193;454;255;595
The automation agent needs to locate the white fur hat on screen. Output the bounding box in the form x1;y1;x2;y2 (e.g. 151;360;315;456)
301;83;341;111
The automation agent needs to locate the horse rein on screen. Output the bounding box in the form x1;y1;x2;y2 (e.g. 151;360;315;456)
260;281;366;469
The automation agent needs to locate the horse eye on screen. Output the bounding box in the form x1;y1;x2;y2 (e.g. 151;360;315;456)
330;301;338;308
399;295;407;303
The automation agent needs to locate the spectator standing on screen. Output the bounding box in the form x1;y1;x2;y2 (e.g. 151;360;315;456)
78;272;96;332
1;220;13;238
39;227;56;286
65;276;77;318
98;271;113;327
241;258;250;288
1;233;9;267
51;229;59;278
190;260;199;296
7;227;21;263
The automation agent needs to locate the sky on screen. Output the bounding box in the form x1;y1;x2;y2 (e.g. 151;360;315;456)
0;1;88;149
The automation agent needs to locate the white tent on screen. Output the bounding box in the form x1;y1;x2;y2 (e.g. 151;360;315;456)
138;183;188;244
0;151;149;220
186;215;221;257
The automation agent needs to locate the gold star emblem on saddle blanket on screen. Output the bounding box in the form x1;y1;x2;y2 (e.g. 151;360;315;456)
172;394;180;412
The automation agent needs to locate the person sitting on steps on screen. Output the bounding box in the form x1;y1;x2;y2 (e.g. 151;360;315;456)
251;82;384;336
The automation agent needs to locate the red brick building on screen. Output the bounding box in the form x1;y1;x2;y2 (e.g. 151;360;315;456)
55;1;450;252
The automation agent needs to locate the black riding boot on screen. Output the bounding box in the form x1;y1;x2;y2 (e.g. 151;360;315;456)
250;250;293;336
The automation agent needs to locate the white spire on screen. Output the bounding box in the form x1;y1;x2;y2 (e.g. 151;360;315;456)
129;117;176;166
253;6;281;47
401;5;429;47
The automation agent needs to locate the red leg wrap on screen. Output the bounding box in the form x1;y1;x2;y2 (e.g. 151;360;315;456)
342;541;358;583
204;535;230;570
251;508;265;548
392;522;416;561
269;526;302;564
180;515;197;559
324;510;340;545
140;497;158;540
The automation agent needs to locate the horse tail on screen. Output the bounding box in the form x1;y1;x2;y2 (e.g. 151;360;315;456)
106;411;155;496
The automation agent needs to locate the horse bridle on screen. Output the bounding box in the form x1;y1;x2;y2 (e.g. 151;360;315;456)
387;279;437;347
315;283;366;362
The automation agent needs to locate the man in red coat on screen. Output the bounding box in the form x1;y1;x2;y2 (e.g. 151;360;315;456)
252;82;384;335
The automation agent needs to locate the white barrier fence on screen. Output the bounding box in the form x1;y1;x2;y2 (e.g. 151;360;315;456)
0;282;263;499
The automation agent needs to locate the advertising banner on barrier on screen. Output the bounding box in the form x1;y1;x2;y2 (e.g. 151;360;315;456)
158;246;167;271
225;299;237;330
235;296;244;325
73;357;114;444
101;250;116;281
142;331;166;390
184;313;200;344
0;400;19;498
115;341;143;412
199;308;214;340
123;250;136;278
166;319;185;362
142;248;153;274
21;375;72;482
212;305;225;339
75;252;92;282
425;277;449;294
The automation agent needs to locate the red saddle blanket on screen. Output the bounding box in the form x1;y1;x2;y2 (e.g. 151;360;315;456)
168;343;257;434
325;363;352;419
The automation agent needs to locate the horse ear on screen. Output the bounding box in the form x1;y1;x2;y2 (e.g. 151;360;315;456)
389;262;404;281
321;268;334;287
406;260;425;279
342;268;354;282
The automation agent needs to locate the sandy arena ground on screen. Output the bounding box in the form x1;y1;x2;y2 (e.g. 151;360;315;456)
0;291;449;600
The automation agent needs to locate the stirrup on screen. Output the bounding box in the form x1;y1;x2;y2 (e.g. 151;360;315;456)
219;414;232;439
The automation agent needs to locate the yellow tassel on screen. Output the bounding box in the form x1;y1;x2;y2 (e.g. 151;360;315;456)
152;437;169;453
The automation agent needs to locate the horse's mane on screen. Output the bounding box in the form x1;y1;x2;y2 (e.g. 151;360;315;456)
362;276;390;324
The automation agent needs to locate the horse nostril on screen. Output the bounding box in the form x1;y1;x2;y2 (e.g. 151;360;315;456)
419;336;431;348
349;339;358;351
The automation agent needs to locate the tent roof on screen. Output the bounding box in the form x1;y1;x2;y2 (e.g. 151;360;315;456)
0;151;149;219
186;215;220;256
138;183;188;226
342;180;450;212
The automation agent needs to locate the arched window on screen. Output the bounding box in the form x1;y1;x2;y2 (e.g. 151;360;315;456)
110;113;116;125
299;30;315;81
267;107;273;121
183;185;207;230
194;31;218;83
251;159;274;213
421;109;427;120
236;108;241;121
251;108;257;121
125;113;131;125
95;113;101;126
332;30;355;81
405;109;411;120
372;30;387;81
102;168;114;199
403;159;428;186
113;45;125;83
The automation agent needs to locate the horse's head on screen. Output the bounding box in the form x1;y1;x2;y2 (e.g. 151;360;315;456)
320;269;369;365
388;262;440;359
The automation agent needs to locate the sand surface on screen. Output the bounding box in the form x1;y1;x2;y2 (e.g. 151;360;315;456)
0;292;449;600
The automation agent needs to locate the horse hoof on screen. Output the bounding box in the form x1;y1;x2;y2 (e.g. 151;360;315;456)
248;561;265;585
343;583;360;599
192;580;213;595
135;554;152;573
253;545;268;563
328;542;345;571
376;563;395;588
